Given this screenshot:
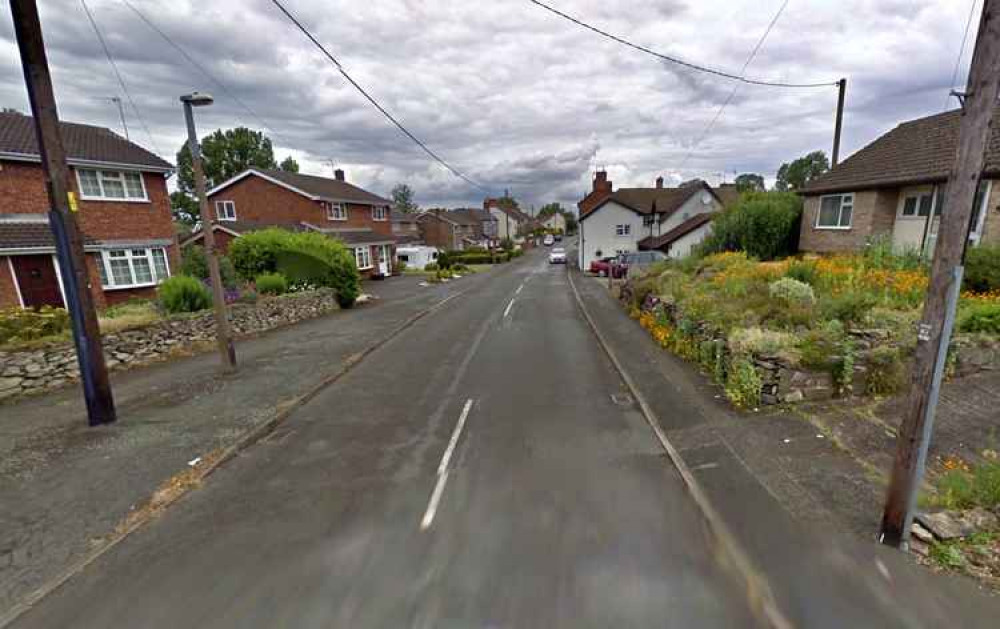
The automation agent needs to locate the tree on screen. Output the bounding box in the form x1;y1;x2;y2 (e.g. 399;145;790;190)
734;173;766;193
391;183;419;213
497;190;520;211
170;191;200;224
775;151;829;191
698;191;803;260
176;127;277;195
279;156;299;173
565;213;578;235
537;202;563;218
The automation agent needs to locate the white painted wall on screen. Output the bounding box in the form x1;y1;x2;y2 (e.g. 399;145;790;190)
490;207;519;239
668;223;713;259
543;213;566;231
661;191;720;232
578;201;646;269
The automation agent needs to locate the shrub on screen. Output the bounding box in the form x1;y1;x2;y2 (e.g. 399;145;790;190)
424;262;439;271
820;290;876;325
500;237;514;252
729;327;796;357
180;246;237;288
229;228;288;280
862;235;925;272
958;302;1000;334
964;244;1000;293
158;275;211;314
451;253;499;264
785;259;819;285
933;460;1000;510
255;273;288;296
797;321;845;371
769;277;816;305
865;345;904;395
725;356;761;408
698;191;803;260
437;250;453;270
0;306;71;344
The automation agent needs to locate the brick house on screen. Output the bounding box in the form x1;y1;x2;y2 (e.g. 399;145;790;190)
190;168;397;278
391;210;422;244
0;112;175;310
800;106;1000;255
417;208;496;250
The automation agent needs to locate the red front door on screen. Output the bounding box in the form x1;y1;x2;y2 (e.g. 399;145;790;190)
11;255;64;308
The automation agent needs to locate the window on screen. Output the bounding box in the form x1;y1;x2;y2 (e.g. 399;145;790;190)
75;168;147;201
215;200;236;221
901;192;933;218
372;205;388;221
816;194;853;229
354;246;372;269
615;224;631;236
327;203;347;221
97;247;170;289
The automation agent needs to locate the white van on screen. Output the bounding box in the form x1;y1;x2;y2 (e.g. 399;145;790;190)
396;246;439;270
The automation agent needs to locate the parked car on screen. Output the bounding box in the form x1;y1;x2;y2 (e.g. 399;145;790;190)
611;251;666;278
549;247;566;264
589;256;616;277
554;234;563;242
543;234;554;246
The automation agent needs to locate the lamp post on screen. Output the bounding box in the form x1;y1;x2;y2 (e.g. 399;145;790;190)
181;91;236;372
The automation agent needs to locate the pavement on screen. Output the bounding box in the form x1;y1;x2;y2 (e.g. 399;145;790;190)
4;244;1000;627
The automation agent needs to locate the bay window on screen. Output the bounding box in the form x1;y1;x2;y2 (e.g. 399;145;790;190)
97;247;170;289
76;168;147;201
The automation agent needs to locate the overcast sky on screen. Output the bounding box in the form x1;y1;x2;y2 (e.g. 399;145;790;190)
0;0;981;212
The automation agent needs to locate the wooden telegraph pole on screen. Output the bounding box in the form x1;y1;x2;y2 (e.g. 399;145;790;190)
880;0;1000;548
10;0;116;425
832;78;847;166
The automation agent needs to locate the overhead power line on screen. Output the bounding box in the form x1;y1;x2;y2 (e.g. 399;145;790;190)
119;0;293;149
528;0;835;89
944;0;979;110
79;0;159;153
679;0;793;170
267;0;488;193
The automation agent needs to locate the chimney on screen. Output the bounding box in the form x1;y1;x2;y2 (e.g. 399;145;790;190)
334;169;345;181
593;170;612;194
655;176;664;189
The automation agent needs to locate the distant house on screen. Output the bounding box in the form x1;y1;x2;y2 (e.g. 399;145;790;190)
391;210;422;244
799;106;1000;255
485;198;533;240
576;172;724;268
541;212;567;232
190;168;396;278
417;208;495;251
0;112;175;310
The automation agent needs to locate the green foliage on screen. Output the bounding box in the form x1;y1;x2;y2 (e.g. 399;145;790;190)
170;191;200;223
862;235;924;271
820;291;876;325
698;191;803;260
176;126;277;195
279;156;299;172
391;183;419;213
255;273;288;296
725;355;761;408
436;250;454;270
930;542;967;569
769;277;816;305
963;244;1000;293
158;275;211;314
775;150;829;191
933;461;1000;510
734;173;765;193
537;202;564;218
424;262;438;271
0;306;70;345
797;321;845;371
865;345;904;395
500;237;515;252
180;246;237;288
785;259;819;285
729;327;796;357
958;302;1000;334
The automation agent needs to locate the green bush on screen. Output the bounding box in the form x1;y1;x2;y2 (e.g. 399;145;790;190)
820;290;876;325
451;252;501;264
725;356;761;408
865;345;904;395
785;259;819;285
0;306;71;344
769;277;816;305
424;262;439;271
158;275;211;314
436;250;454;270
500;237;515;252
862;235;924;271
933;461;1000;510
698;191;803;260
963;244;1000;293
180;246;237;288
255;273;288;296
958;302;1000;334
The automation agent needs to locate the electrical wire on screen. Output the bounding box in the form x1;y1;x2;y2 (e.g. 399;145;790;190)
944;0;979;110
527;0;835;89
79;0;160;154
267;0;488;193
118;0;293;149
679;0;792;170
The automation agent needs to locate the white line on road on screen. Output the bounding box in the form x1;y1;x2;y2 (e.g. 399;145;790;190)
503;298;515;318
421;398;474;530
515;283;524;295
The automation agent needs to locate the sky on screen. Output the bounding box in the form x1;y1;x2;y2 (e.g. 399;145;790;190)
0;0;982;213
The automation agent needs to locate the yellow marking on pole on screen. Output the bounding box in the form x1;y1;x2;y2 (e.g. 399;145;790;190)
68;191;78;212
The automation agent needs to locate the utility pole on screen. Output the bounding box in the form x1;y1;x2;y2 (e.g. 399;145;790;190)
181;92;237;372
832;78;847;166
10;0;116;426
879;0;1000;549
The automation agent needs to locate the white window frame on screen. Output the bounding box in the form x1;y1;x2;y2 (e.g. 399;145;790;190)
75;168;148;202
372;205;388;221
215;200;236;221
327;202;347;221
615;224;631;236
815;193;854;230
354;246;373;270
97;247;171;290
897;187;934;220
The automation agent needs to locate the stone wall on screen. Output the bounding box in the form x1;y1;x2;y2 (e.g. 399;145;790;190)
0;289;340;400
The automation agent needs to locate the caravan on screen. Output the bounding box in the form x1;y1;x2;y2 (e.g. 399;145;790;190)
396;245;440;270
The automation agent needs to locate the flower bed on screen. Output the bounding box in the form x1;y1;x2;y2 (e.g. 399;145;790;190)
622;250;999;408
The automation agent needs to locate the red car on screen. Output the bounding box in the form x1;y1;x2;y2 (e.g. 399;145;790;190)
589;256;616;277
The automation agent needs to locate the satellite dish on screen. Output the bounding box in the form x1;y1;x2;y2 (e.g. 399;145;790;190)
701;193;712;205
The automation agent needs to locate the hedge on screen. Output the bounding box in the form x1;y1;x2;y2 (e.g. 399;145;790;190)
698;191;802;260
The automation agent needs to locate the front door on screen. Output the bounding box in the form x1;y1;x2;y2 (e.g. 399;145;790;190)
11;255;64;308
377;244;391;276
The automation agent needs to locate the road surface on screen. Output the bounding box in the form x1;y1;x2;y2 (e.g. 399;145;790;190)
10;248;762;627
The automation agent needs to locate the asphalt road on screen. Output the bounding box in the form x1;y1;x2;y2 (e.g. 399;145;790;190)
10;248;761;628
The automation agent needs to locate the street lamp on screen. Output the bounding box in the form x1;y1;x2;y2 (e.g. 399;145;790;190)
180;91;236;372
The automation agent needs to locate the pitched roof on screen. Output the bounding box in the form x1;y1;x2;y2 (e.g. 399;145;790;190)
0;214;98;251
449;208;494;224
391;210;420;223
638;212;715;251
713;184;741;208
803;106;1000;195
0;112;171;171
208;169;391;205
316;229;397;245
581;182;717;221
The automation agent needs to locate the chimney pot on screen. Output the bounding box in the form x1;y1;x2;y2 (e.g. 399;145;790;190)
656;176;664;189
334;169;345;181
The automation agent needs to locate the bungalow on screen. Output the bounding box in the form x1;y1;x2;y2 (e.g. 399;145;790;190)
190;168;397;278
576;172;724;268
799;106;1000;255
0;111;175;310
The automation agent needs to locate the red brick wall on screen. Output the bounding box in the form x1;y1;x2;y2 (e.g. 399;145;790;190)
0;257;20;308
418;215;456;249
